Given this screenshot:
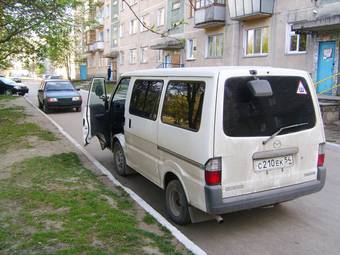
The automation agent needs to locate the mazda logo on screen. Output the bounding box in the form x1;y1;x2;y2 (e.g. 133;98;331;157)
273;140;282;149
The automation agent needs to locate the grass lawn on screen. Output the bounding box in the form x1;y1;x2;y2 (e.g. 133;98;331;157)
0;96;189;255
0;96;57;153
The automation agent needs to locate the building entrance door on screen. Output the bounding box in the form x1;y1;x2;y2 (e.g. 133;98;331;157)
317;41;336;95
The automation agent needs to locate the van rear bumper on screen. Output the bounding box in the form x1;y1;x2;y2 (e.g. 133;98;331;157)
204;167;326;215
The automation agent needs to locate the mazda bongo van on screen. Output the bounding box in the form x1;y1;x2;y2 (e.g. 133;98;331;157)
83;66;326;225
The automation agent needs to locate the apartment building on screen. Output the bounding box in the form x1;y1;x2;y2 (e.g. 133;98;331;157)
82;0;340;95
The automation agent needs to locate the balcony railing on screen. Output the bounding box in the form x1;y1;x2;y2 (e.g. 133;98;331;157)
93;41;104;51
157;63;185;68
228;0;275;21
194;2;226;28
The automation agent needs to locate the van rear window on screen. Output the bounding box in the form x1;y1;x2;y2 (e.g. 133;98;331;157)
223;76;316;137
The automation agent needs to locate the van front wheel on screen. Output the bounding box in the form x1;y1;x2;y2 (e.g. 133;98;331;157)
113;142;128;176
165;180;191;225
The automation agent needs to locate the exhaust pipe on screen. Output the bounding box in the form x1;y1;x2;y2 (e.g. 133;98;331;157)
215;215;224;224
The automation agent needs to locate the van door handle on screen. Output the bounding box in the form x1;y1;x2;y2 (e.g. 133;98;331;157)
129;119;131;128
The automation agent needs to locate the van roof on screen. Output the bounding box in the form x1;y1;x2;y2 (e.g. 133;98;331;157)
122;66;308;78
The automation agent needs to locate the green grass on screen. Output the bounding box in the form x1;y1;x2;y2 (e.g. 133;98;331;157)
0;153;186;255
0;95;17;101
143;213;157;225
0;106;57;153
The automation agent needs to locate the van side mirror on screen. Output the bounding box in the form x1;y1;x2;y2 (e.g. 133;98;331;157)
247;79;273;97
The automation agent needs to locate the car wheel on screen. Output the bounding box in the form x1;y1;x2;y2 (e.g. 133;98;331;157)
38;101;43;109
5;90;13;96
76;107;81;112
43;102;50;114
113;141;128;176
165;179;191;225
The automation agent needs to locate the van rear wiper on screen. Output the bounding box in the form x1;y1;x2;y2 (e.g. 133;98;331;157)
262;122;309;145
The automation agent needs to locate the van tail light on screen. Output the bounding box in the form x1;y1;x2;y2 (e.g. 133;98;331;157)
317;143;325;167
205;158;221;186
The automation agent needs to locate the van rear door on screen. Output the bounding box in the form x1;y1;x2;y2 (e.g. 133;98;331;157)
214;70;325;199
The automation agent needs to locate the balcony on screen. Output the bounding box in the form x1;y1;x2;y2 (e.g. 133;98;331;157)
194;2;226;28
93;41;104;51
228;0;275;21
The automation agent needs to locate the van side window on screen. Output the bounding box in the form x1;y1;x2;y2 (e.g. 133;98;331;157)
161;80;205;132
129;80;163;120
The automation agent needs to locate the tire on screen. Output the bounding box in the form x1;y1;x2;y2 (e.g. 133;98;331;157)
113;141;128;176
76;107;81;112
42;102;50;114
38;101;43;109
5;90;13;96
165;180;191;225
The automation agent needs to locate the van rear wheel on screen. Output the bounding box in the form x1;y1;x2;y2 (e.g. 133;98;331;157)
165;180;191;225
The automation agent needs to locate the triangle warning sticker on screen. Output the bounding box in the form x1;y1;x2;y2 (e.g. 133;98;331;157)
297;81;307;95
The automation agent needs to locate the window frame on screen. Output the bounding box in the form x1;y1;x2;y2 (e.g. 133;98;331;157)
161;80;206;132
129;79;164;121
129;48;137;64
157;8;165;26
129;19;138;34
186;38;197;60
244;27;269;57
206;33;224;58
140;46;148;63
286;24;307;55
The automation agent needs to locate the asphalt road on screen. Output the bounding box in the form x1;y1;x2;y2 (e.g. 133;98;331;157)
25;80;340;255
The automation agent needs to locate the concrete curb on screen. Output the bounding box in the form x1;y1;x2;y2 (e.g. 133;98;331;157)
24;95;207;255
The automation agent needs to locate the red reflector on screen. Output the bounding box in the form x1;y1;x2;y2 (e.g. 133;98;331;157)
318;154;325;167
205;171;221;186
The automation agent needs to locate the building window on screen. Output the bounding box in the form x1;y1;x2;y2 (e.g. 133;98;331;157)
129;80;164;120
106;29;110;41
162;81;206;132
140;14;150;32
157;8;165;26
140;47;148;63
157;50;164;63
172;1;181;10
119;51;124;65
129;48;137;64
207;34;223;58
186;38;197;60
188;2;194;18
119;23;124;37
196;0;225;9
286;24;307;54
120;0;125;11
99;31;104;42
245;27;269;56
129;19;138;34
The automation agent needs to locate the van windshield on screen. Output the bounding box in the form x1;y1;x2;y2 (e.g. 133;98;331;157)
223;76;316;137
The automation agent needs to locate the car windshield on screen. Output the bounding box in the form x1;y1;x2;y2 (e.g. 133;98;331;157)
223;76;316;137
0;77;17;85
45;81;74;91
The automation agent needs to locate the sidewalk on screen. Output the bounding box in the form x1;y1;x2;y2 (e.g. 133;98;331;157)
325;122;340;144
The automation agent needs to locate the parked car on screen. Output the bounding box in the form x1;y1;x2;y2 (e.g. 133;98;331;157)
83;67;326;225
38;79;82;113
11;77;22;83
0;76;29;96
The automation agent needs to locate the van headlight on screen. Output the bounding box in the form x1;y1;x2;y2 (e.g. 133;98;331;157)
47;98;58;102
72;96;81;101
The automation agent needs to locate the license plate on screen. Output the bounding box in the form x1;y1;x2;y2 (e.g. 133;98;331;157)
254;155;294;171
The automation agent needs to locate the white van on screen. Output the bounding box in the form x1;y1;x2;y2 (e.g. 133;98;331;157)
83;66;326;225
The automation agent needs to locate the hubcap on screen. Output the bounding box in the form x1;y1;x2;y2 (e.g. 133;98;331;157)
169;190;182;217
115;149;124;171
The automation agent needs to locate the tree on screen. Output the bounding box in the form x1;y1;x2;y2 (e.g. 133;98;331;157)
0;0;81;68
